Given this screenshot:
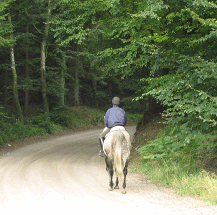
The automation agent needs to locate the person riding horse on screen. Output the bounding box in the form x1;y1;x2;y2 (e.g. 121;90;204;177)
99;97;127;157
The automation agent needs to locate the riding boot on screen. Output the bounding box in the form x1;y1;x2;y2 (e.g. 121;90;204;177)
99;138;105;157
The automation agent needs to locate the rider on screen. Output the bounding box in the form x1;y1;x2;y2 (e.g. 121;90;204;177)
99;96;127;157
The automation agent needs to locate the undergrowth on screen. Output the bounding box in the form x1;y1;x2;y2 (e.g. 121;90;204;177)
134;120;217;205
0;105;140;146
0;105;104;145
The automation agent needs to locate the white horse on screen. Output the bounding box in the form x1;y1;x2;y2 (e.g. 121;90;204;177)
103;126;131;194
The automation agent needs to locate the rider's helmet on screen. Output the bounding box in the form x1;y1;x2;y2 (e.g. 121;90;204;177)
112;97;120;105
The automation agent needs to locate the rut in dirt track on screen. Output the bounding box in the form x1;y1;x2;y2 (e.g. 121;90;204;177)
0;126;216;215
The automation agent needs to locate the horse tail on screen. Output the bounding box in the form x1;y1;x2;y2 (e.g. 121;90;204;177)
114;132;123;178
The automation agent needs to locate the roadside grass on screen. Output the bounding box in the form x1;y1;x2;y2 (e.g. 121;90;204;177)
132;157;217;204
176;169;217;204
132;119;217;205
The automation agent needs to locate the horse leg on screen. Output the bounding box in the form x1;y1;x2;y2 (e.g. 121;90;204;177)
108;166;114;191
114;176;119;189
121;160;129;194
106;157;114;191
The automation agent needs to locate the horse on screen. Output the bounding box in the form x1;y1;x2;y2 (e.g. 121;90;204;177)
103;126;132;194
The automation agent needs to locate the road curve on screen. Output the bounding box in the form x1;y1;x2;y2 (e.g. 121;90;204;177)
0;126;216;215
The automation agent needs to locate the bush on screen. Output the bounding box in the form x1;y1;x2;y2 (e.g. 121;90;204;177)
0;105;139;147
136;121;217;204
50;106;104;128
29;112;62;134
137;123;217;162
49;106;87;128
0;122;48;145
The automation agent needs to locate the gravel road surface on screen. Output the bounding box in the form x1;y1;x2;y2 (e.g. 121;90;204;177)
0;126;216;215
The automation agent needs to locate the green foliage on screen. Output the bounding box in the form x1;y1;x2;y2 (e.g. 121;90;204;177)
29;112;62;134
52;0;108;46
133;156;217;204
0;103;140;146
0;121;48;145
49;106;104;128
126;112;142;124
138;123;217;161
0;105;107;146
133;0;217;138
0;0;15;47
0;106;10;127
141;55;217;128
134;118;217;204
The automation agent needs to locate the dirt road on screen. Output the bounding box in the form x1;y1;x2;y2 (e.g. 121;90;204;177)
0;126;216;215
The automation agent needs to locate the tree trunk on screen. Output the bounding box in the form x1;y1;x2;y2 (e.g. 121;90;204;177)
74;64;80;106
41;39;49;112
92;77;98;108
40;0;51;112
24;22;30;115
8;13;24;124
59;52;66;106
4;70;9;105
74;45;82;106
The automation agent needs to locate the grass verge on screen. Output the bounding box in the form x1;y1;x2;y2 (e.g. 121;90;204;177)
132;157;217;204
132;118;217;205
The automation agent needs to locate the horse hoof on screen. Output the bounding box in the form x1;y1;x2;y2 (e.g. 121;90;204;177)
108;187;114;191
114;185;119;189
121;189;127;194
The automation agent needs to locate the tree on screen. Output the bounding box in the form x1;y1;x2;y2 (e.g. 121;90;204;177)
51;0;111;106
139;0;217;128
0;0;14;47
58;49;66;107
8;12;24;123
40;0;52;112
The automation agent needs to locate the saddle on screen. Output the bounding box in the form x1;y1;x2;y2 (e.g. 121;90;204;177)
104;126;125;138
110;126;125;132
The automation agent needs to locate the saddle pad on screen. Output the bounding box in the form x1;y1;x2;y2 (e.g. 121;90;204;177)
104;126;126;138
110;126;125;132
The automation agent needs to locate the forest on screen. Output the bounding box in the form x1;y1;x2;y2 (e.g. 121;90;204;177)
0;0;217;202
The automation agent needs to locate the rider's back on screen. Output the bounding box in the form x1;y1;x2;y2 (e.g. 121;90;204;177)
104;105;127;128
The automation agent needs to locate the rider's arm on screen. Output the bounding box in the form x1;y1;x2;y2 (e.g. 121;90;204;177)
124;112;127;125
104;109;110;127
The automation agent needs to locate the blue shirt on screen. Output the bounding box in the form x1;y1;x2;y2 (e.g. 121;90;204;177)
104;105;127;128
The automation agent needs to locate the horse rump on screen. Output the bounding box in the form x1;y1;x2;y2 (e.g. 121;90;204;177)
104;129;131;194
